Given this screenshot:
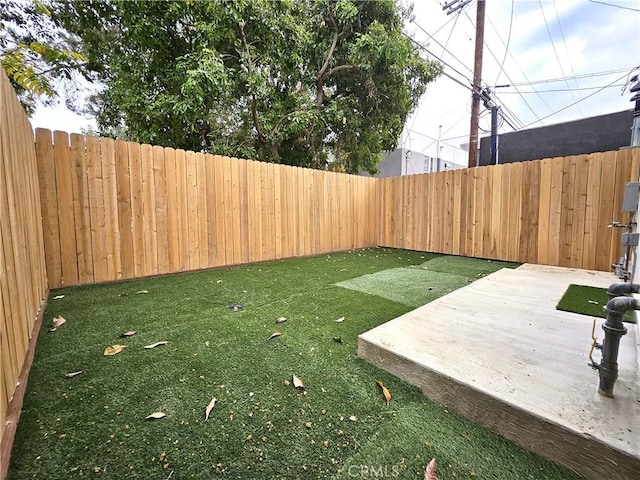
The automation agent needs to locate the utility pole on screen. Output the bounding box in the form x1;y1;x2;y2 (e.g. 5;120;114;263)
468;0;485;167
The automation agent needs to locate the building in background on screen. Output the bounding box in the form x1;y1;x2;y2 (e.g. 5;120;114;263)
372;147;466;178
478;109;635;166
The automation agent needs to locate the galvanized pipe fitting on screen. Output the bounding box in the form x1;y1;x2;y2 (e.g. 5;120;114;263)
598;294;639;397
606;282;640;301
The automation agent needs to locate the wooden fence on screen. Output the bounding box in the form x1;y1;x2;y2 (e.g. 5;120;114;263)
0;72;48;467
379;149;640;271
34;130;379;288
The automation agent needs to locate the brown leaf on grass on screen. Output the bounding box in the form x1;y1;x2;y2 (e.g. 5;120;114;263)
137;290;149;294
376;380;392;406
144;341;169;349
424;458;437;480
275;317;287;324
103;344;127;356
205;397;217;421
53;295;65;300
145;412;166;420
268;331;282;340
292;374;304;389
65;370;83;378
121;330;137;338
52;316;66;328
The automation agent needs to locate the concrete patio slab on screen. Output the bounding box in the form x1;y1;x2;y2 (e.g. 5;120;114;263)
358;264;640;480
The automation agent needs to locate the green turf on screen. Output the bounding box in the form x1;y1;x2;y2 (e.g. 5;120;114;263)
335;255;519;308
8;248;578;480
556;284;637;323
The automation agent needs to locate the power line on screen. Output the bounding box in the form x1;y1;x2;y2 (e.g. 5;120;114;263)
538;0;583;115
553;0;584;107
406;34;472;88
504;67;635;87
588;0;640;12
485;15;554;113
498;83;626;94
412;20;475;78
493;0;514;86
464;12;536;126
520;71;629;129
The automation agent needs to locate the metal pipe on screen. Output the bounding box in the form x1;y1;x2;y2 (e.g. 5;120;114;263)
598;295;639;397
606;282;640;300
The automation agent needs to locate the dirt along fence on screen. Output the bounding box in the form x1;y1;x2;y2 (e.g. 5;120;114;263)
34;130;380;288
0;72;48;469
378;148;640;272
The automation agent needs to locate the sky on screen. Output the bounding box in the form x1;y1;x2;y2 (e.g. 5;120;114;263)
29;0;640;168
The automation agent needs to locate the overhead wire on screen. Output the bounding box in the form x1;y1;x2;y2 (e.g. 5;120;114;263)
493;0;514;86
499;83;626;94
520;71;630;129
537;0;583;115
587;0;640;12
506;67;635;87
463;12;535;127
553;0;583;100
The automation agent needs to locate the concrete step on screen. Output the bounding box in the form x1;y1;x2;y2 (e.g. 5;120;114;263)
358;264;640;480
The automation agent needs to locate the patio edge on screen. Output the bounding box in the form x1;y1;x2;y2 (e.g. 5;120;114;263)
357;336;640;480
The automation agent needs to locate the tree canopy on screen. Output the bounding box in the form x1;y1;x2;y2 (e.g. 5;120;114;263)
0;0;90;115
51;0;440;173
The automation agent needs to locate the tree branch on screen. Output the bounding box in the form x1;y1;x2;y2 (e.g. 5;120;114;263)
238;22;266;144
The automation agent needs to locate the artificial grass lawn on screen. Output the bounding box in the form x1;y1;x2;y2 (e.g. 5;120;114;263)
9;248;579;480
556;284;637;323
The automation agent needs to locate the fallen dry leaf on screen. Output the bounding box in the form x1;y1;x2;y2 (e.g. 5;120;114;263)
424;458;437;480
52;316;66;328
292;374;304;389
144;341;169;349
334;317;345;323
376;380;392;406
137;290;149;294
349;415;357;421
121;330;137;338
268;331;282;340
53;295;65;300
145;412;166;420
205;397;217;421
65;370;83;378
103;344;127;356
275;317;287;324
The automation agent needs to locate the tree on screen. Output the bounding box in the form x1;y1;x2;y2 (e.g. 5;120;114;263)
53;0;441;173
0;0;90;115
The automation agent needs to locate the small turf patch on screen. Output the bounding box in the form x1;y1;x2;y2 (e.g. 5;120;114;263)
556;284;637;323
419;255;521;278
334;268;469;308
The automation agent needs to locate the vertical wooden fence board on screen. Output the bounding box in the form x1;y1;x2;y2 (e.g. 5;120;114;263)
245;160;258;263
100;137;120;280
52;131;78;285
139;144;156;276
489;165;502;259
497;164;512;261
582;154;603;268
128;142;145;278
609;150;634;268
212;155;227;266
252;161;264;262
115;140;134;279
87;135;109;282
196;153;209;269
220;156;234;265
559;156;577;267
537;160;552;265
238;159;250;264
547;158;564;266
527;161;541;264
594;152;617;271
518;162;532;263
507;163;522;262
70;133;93;284
569;155;589;267
35;129;61;287
481;168;493;259
313;170;325;253
164;148;181;273
174;150;188;271
273;164;283;259
153;146;169;274
186;151;199;270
